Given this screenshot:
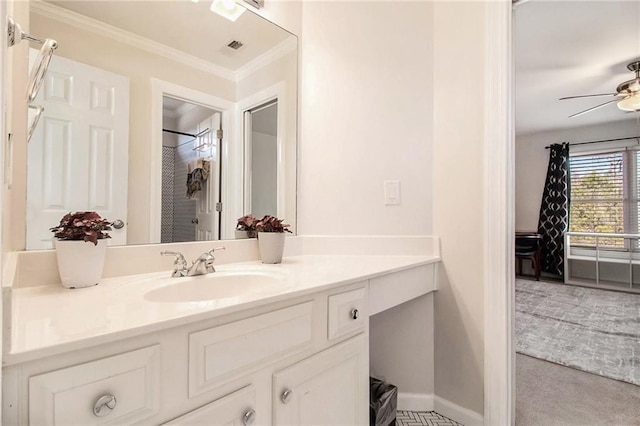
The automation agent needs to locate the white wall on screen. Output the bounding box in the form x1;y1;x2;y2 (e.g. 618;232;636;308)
516;118;639;231
432;1;486;416
297;0;435;403
4;0;29;254
298;2;487;417
298;1;433;235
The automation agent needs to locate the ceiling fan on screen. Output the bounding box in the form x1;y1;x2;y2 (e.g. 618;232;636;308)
560;60;640;118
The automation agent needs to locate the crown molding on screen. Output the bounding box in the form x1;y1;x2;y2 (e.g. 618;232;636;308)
30;0;237;81
235;37;297;82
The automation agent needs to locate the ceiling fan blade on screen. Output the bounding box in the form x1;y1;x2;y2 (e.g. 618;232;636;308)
559;93;619;100
568;99;618;118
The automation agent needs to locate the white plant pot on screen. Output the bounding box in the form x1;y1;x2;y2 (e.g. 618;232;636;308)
54;239;108;289
257;232;285;264
235;230;257;239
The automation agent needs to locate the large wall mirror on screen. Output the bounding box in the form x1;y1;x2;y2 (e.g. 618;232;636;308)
20;0;297;250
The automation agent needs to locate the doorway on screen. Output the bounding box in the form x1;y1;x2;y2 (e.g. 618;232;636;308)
244;100;278;218
161;97;221;243
513;1;640;423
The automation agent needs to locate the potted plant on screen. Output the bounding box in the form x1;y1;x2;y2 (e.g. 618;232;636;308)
235;214;258;239
50;211;112;288
255;215;291;264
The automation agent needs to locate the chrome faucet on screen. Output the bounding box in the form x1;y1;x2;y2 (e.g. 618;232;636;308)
188;247;226;276
160;251;188;277
161;247;226;277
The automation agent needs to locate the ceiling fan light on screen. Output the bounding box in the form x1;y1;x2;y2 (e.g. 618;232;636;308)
210;0;246;22
617;94;640;112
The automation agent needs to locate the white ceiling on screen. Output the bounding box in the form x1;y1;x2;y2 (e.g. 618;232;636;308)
48;0;293;71
515;0;640;136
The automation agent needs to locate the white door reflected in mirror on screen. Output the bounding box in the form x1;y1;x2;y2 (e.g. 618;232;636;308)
26;52;130;250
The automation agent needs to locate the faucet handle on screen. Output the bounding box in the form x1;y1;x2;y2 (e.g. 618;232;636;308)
204;247;225;273
160;251;188;277
207;246;226;255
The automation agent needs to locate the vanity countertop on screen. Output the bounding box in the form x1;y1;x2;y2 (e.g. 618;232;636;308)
7;254;438;365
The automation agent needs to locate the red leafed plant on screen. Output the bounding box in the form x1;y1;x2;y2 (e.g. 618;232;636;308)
236;214;258;231
255;215;292;233
50;211;112;245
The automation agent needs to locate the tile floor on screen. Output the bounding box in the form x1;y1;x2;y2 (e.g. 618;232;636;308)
396;411;462;426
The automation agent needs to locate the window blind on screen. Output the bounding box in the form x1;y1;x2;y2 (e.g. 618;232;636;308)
569;152;624;247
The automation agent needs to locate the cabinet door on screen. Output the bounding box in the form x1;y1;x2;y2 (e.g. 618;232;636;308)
163;385;261;426
273;335;368;426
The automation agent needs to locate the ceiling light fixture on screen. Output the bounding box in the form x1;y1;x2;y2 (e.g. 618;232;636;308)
210;0;246;22
560;61;640;118
617;93;640;112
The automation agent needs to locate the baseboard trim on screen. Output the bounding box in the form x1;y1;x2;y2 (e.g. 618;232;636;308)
433;395;484;426
397;392;434;412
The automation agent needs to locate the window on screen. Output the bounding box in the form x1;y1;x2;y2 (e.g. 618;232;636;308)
569;150;639;248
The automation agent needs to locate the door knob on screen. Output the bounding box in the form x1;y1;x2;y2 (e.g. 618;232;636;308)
112;219;125;229
281;388;293;404
191;218;199;224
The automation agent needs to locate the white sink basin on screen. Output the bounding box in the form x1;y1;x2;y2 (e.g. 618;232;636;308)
143;269;290;303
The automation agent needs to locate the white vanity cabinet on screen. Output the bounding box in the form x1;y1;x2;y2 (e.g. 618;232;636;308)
3;281;369;426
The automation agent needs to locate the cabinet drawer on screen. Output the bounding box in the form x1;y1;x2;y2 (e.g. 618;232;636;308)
189;302;314;398
328;287;367;340
29;345;160;425
163;385;258;425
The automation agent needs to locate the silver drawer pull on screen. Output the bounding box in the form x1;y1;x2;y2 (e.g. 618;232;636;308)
93;394;116;417
243;409;256;426
351;308;359;320
281;388;293;404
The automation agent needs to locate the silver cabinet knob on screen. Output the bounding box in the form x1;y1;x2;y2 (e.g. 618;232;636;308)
93;394;116;417
281;388;293;404
191;218;199;224
242;409;256;426
112;219;125;229
351;308;359;320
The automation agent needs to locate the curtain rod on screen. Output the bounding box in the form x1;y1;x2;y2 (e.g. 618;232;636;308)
544;135;640;150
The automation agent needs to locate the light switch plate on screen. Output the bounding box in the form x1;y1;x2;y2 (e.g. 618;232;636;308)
384;180;401;205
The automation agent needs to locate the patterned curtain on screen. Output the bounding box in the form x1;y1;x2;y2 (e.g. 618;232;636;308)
537;143;570;276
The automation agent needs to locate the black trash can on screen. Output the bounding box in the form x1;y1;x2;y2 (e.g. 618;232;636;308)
369;376;398;426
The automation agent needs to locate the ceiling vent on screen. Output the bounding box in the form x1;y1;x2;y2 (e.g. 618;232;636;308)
227;40;243;50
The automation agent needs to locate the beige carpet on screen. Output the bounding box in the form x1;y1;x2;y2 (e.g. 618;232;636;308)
516;353;640;425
